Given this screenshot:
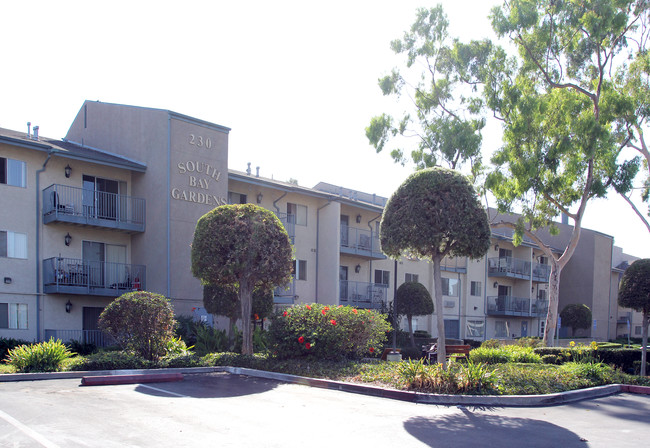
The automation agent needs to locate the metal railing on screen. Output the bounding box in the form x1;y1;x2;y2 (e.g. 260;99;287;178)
340;226;385;259
275;212;296;241
43;184;145;232
487;295;548;317
488;257;550;282
274;281;296;304
339;281;387;309
44;329;116;347
43;257;146;296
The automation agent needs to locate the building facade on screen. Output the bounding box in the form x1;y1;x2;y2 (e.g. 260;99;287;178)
0;101;641;344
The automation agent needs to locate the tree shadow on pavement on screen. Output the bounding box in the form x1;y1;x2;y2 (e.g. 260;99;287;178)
567;394;650;425
404;408;587;448
134;372;280;399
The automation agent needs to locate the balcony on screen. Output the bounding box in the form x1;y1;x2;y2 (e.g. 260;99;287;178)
339;281;388;309
275;212;296;243
43;184;145;233
43;257;146;297
340;226;386;260
488;257;550;282
274;281;296;304
487;295;548;317
44;329;116;347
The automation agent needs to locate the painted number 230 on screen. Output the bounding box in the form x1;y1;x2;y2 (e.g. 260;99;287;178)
189;134;212;149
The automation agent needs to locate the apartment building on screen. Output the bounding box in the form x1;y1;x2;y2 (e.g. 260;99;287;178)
0;101;640;344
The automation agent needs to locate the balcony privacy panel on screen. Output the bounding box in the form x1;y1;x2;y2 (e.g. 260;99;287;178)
339;280;387;309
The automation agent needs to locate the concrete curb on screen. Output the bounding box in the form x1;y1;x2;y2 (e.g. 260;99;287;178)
81;372;184;386
1;366;649;407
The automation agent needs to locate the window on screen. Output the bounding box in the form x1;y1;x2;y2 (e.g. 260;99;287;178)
495;320;509;338
470;281;482;296
441;277;459;296
540;319;545;336
0;157;27;187
538;256;548;265
635;325;642;336
228;192;247;204
374;269;390;286
0;303;28;329
293;260;307;281
444;319;460;339
466;320;485;337
537;289;547;301
0;231;27;259
287;203;307;226
405;273;419;283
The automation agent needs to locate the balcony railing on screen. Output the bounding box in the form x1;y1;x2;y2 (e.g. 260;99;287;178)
44;329;116;347
43;184;145;233
488;257;550;282
339;281;387;309
275;212;296;242
487;295;548;317
274;281;296;304
340;226;386;260
43;257;146;296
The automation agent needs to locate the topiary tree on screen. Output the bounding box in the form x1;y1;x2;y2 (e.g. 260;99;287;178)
618;258;650;376
396;282;433;347
98;291;176;361
560;303;593;337
381;167;490;367
191;204;293;355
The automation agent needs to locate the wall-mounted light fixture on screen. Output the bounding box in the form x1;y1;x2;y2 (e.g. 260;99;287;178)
355;264;361;273
494;244;499;251
64;164;72;178
65;300;72;313
3;277;11;284
256;193;263;204
356;215;362;224
493;281;499;289
64;233;72;246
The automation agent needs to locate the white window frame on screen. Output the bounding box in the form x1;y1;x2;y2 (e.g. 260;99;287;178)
287;203;307;226
405;273;419;283
0;303;28;329
495;320;509;338
294;259;307;281
470;281;482;296
466;319;485;337
0;157;27;188
442;277;459;297
375;269;390;286
0;231;28;259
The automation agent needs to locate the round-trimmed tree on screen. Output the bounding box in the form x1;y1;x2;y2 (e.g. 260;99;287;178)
618;258;650;376
381;167;490;366
191;204;293;355
98;291;176;361
396;282;433;347
560;303;592;337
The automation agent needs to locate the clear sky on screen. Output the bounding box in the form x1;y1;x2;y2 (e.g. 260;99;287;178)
2;0;649;258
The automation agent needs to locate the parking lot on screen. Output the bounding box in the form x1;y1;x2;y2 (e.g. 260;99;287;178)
1;372;649;447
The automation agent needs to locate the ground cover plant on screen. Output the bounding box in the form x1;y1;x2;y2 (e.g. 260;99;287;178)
5;338;73;373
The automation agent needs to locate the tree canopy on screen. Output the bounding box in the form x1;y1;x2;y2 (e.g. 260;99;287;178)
396;281;434;347
381;167;490;365
618;258;650;376
191;204;293;355
560;303;593;336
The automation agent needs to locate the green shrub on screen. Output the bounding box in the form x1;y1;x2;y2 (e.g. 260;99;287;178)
515;337;543;348
397;358;497;395
470;345;541;364
559;361;616;385
1;337;32;361
268;304;391;360
66;339;98;356
597;342;623;349
194;325;228;356
99;291;176;361
67;350;152;371
165;336;193;357
414;330;431;338
5;339;73;373
541;354;561;365
158;353;204;368
481;339;501;349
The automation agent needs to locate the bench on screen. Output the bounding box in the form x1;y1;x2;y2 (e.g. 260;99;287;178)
422;344;471;363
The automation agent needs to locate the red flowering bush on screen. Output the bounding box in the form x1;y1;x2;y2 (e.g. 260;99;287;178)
268;303;391;360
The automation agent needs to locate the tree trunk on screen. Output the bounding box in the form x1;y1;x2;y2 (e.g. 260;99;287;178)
228;316;237;350
239;280;254;355
641;312;648;377
407;315;415;347
544;261;561;347
432;256;447;368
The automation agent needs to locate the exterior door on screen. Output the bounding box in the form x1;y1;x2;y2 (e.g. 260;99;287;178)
521;321;528;337
82;306;104;345
340;215;349;247
339;266;348;301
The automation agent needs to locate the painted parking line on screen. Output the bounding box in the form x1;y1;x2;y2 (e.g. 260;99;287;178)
0;409;61;448
138;383;188;398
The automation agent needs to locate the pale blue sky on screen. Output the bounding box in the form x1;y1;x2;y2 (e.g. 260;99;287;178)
1;0;648;257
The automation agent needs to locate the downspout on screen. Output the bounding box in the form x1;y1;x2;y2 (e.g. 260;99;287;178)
315;201;331;303
36;151;54;342
273;192;288;213
607;240;614;341
367;214;382;286
167;116;171;297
